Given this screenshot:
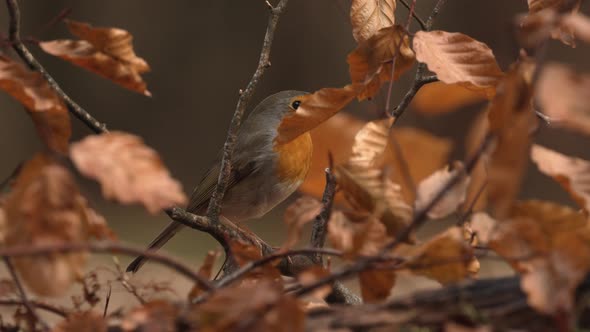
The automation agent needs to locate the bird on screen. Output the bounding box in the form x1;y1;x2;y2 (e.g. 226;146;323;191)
127;90;313;273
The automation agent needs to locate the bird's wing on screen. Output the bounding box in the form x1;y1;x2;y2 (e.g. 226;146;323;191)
186;158;258;214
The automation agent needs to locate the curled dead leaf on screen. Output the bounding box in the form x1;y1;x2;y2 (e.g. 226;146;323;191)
40;19;150;95
0;56;70;153
121;300;179;332
328;212;390;257
188;250;220;301
297;265;332;301
531;144;590;212
536;63;590;136
488;200;590;314
52;311;107;332
358;269;396;303
403;227;477;284
70;132;187;214
4;154;105;296
350;0;396;43
348;25;415;100
415;162;470;219
412;30;504;98
276;86;356;144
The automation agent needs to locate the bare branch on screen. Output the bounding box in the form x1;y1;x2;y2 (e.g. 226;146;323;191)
0;242;213;291
399;0;427;30
5;0;108;134
391;64;438;118
310;168;337;263
206;0;290;220
0;299;68;318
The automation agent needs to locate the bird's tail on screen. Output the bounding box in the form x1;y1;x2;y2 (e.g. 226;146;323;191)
126;221;185;273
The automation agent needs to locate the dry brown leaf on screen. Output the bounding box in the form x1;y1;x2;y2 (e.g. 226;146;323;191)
463;111;490;213
468;212;497;245
488;200;590;314
335;118;413;237
297;265;332;301
412;81;486;114
70;132;187;214
328;212;390;257
531;145;590;212
348;25;415;100
303;113;365;198
40;19;150;95
486;61;537;218
301;114;451;204
52;311;107;332
350;0;396;43
4;154;100;296
188;250;220;301
561;12;590;43
0;56;70;153
276;86;356;144
358;269;396;303
413;31;504;99
191;279;304;332
404;227;476;284
415;162;470;219
283;196;323;250
525;1;582;47
121;300;179;332
537;63;590;136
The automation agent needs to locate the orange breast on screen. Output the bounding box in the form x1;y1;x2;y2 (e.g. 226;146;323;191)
273;132;313;183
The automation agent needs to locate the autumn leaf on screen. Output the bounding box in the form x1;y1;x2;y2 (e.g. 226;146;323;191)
276;85;356;144
4;154;107;296
191;280;304;332
302;114;452;204
121;300;179;332
188;250;220;301
561;12;590;43
486;60;537;218
0;56;71;153
297;265;332;301
415;162;471;219
487;200;590;314
525;0;582;47
328;212;390;257
40;19;150;95
403;227;476;284
283;196;323;250
527;0;580;13
350;0;396;43
70;132;187;214
531;144;590;212
463;111;490;213
348;25;415;100
536;63;590;136
53;311;107;332
412;81;486;115
334;119;413;238
412;31;504;98
359;269;396;303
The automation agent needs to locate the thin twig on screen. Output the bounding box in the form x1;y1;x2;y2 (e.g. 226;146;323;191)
193;248;343;304
103;285;112;318
0;299;68;318
293;134;495;298
310;168;337;263
391;68;438;118
0;242;213;291
206;0;289;221
3;257;49;330
399;0;427;30
425;0;447;30
5;0;108;134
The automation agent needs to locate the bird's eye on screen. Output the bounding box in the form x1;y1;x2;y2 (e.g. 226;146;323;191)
291;100;301;110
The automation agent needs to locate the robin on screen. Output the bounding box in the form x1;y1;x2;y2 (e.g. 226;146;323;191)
127;90;313;272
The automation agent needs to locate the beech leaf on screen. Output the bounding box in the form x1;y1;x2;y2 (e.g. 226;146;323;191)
350;0;396;43
70;132;187;214
40;19;150;95
412;30;504;98
348;25;415;100
0;56;71;153
415;162;471;219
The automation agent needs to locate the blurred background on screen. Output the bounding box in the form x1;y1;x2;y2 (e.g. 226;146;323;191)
0;0;589;307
